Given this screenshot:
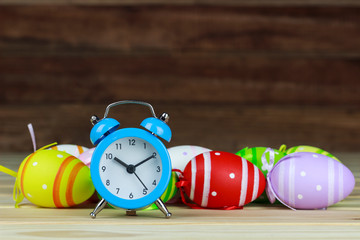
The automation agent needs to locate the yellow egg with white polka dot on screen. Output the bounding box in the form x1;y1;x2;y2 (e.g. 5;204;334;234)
17;149;95;208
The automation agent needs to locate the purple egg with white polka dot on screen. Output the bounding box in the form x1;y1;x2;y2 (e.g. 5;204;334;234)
266;152;355;210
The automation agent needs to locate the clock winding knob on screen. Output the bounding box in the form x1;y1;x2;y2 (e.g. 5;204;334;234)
90;115;100;125
159;112;169;123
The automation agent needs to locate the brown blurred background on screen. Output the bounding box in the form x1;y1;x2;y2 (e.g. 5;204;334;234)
0;1;360;154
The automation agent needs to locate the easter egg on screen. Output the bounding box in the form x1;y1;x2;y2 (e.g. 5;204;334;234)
144;171;179;210
236;147;286;203
78;148;95;167
49;144;89;157
17;149;95;208
236;147;286;177
284;145;339;162
178;151;266;209
168;145;211;172
266;152;355;210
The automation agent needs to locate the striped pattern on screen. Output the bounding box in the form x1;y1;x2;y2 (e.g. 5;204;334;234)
190;156;197;200
327;159;335;206
252;148;259;167
251;167;259;201
268;152;355;210
66;162;85;206
236;147;286;177
19;152;36;197
277;161;285;201
288;159;296;207
238;157;248;206
162;172;178;203
17;149;94;208
182;151;266;209
338;164;344;201
144;172;179;210
53;156;84;207
201;152;211;207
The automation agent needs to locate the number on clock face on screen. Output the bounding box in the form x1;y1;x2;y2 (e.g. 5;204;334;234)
99;137;162;200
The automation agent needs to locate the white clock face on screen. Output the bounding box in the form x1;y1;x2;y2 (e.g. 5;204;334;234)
99;137;162;200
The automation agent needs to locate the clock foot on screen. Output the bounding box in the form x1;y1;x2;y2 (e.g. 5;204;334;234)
155;198;172;219
90;198;107;219
126;210;137;216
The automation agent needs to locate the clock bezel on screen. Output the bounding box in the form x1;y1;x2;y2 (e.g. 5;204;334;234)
90;127;171;209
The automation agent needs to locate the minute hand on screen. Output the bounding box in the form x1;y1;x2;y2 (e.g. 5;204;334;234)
134;154;156;168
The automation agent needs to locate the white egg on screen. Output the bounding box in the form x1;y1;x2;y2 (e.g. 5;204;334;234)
78;147;95;167
168;145;211;172
49;144;89;157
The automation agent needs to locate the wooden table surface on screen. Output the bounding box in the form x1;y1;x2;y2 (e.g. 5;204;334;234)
1;153;359;239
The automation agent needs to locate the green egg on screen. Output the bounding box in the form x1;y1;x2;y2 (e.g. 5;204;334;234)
236;147;286;177
284;145;340;162
236;146;287;203
143;171;179;211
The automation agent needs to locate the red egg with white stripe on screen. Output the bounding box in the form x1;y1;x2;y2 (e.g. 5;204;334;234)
178;151;266;209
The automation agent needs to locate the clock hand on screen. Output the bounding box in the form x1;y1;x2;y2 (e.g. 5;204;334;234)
134;153;156;168
113;157;129;168
133;172;148;190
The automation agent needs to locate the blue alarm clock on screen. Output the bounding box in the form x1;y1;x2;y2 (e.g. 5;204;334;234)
89;100;172;219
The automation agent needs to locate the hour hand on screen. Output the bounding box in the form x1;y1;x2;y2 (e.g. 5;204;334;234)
113;157;129;168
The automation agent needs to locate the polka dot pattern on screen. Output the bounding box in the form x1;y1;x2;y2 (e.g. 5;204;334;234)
17;149;95;208
268;151;355;210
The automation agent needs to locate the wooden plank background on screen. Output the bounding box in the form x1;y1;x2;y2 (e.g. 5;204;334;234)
1;2;360;153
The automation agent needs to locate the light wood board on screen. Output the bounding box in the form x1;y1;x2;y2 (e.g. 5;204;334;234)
0;153;359;239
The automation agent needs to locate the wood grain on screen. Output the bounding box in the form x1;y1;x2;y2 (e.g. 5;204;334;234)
1;55;360;105
1;6;360;54
1;5;360;152
0;153;359;239
1;104;360;153
1;0;360;6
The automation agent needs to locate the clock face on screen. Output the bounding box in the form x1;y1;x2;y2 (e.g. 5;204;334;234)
99;137;162;200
